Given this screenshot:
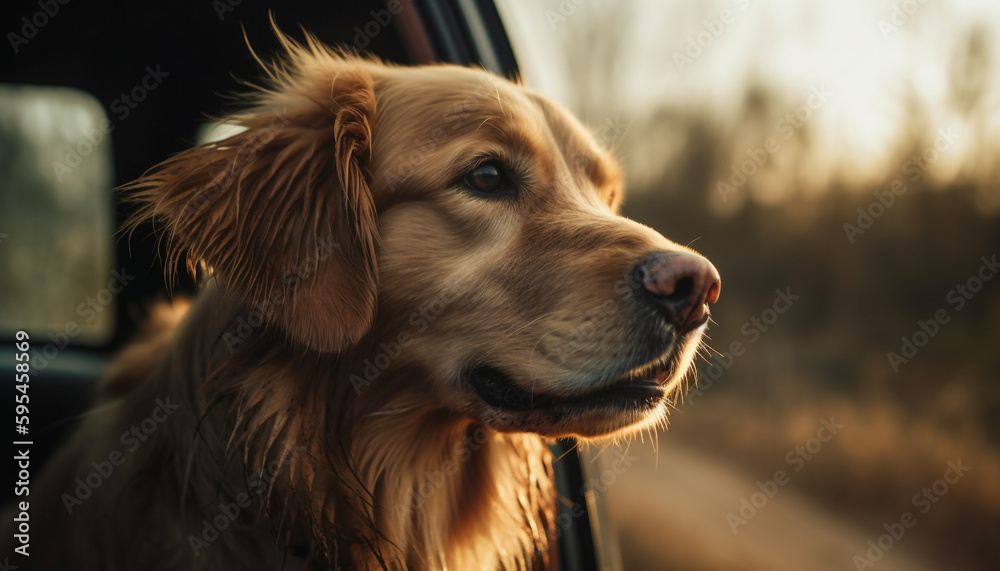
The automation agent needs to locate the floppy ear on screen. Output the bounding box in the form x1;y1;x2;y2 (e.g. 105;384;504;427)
126;44;378;353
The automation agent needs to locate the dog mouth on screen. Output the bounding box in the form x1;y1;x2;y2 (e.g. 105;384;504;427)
461;326;705;438
465;361;672;414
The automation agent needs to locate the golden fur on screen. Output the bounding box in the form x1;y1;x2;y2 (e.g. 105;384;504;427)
5;33;719;570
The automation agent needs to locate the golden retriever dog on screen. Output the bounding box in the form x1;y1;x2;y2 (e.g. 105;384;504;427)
6;33;720;570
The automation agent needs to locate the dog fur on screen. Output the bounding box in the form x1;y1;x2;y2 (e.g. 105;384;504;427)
5;33;718;570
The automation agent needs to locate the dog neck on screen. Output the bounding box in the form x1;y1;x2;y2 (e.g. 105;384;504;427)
166;284;556;569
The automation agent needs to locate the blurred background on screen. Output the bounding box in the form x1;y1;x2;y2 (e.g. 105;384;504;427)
498;0;1000;569
2;0;998;569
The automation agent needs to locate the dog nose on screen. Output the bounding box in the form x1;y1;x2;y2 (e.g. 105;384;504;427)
632;252;721;333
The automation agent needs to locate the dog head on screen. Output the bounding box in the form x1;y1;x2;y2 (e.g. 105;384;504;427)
131;35;720;440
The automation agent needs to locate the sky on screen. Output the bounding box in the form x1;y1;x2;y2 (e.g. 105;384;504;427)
496;0;1000;208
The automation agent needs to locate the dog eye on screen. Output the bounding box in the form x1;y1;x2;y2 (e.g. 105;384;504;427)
463;161;507;195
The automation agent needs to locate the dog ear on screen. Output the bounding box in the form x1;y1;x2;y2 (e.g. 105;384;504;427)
126;46;378;353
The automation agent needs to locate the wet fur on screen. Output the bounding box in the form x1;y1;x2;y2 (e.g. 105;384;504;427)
7;33;713;570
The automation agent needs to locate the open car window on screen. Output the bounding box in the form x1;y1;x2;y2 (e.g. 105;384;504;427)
0;85;115;347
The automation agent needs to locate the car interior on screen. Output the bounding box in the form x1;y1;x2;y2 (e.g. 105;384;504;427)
0;1;608;568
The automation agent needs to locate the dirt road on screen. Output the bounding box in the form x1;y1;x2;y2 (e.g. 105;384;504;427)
601;440;938;571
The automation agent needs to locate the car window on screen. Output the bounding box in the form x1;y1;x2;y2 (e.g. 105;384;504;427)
0;85;115;348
